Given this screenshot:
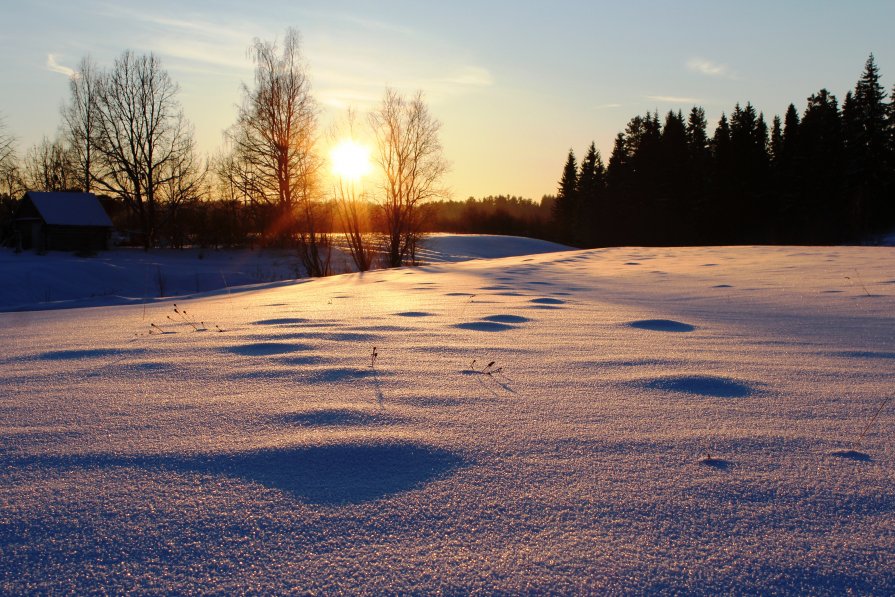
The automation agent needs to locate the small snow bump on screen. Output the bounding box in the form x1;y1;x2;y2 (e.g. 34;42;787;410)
529;297;565;305
639;375;757;398
626;319;696;333
453;321;517;332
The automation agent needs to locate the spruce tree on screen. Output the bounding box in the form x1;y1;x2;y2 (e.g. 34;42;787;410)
686;107;711;243
606;133;629;245
728;103;770;241
777;104;802;240
576;142;605;246
624;113;662;244
708;114;732;243
769;116;783;166
797;89;845;241
848;54;891;234
553;149;578;243
659;111;690;243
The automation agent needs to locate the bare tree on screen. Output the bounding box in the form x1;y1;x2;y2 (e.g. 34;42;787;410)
62;56;100;192
157;145;207;247
0;114;23;201
227;28;329;275
0;114;14;173
335;177;376;271
92;51;196;248
23;135;79;191
369;89;448;267
330;111;376;271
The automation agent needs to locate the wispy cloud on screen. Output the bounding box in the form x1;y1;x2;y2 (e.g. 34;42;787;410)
301;9;420;39
46;54;75;77
313;58;493;111
437;65;493;88
647;95;702;104
687;58;734;78
593;103;622;109
92;2;257;75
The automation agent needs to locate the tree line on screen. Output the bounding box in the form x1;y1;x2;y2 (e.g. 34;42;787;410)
0;28;447;272
553;55;895;247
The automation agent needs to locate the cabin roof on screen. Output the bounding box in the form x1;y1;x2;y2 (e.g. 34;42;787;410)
22;192;113;228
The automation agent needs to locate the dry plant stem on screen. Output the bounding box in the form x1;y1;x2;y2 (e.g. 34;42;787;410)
857;395;893;448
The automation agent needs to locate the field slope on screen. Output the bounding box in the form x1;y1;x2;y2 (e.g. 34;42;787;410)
1;244;893;593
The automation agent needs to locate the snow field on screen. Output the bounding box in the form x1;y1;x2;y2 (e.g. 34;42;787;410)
0;243;893;593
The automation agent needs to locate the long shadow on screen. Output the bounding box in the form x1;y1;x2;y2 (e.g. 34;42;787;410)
453;321;517;332
830;351;895;360
699;457;732;470
481;314;531;324
38;348;148;360
278;408;406;427
252;318;311;325
5;443;466;505
224;342;314;356
830;449;872;462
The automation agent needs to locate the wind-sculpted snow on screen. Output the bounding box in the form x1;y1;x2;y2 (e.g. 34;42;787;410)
224;342;314;356
453;320;518;332
1;442;465;505
638;375;758;398
626;318;696;332
1;244;894;594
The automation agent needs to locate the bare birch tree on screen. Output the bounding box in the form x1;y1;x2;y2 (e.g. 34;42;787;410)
330;111;376;271
227;28;329;275
62;56;100;193
92;51;196;248
0;114;23;206
335;177;376;271
0;114;14;175
369;89;448;267
23;135;79;191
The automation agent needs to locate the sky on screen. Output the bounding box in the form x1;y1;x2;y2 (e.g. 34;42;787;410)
2;0;894;201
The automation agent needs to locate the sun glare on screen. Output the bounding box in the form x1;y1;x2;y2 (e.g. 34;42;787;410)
330;139;372;181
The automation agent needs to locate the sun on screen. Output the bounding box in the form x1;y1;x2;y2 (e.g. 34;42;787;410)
330;139;372;181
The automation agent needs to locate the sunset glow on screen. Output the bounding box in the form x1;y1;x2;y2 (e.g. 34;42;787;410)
330;139;372;181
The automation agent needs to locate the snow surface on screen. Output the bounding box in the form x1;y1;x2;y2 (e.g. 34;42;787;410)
1;241;894;593
0;234;568;312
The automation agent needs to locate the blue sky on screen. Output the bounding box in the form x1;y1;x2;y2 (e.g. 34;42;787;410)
2;0;894;200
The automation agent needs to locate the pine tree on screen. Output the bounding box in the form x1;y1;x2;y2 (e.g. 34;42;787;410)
727;103;770;241
553;149;578;243
686;107;711;243
797;89;844;241
624;113;662;243
606;133;629;245
769;116;783;167
782;104;800;164
575;142;605;246
707;114;733;243
776;103;802;241
847;54;891;235
659;111;689;243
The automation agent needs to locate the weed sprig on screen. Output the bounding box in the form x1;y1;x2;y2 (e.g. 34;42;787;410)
856;394;893;448
137;304;225;337
469;359;503;376
171;303;206;332
845;270;872;296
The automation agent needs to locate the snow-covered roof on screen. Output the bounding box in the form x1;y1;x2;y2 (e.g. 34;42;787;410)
23;192;113;227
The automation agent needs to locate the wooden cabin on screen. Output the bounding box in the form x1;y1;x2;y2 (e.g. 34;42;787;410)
15;192;114;252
